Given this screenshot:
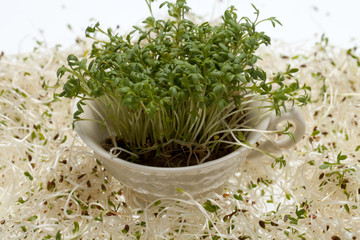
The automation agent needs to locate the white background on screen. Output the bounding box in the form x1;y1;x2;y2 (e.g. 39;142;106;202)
1;0;359;55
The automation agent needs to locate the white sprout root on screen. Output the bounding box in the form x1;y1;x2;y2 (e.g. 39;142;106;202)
1;38;360;239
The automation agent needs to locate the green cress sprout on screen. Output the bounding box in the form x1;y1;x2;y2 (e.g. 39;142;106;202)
56;0;310;167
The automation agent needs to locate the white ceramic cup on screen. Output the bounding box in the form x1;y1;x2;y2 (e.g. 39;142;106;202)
74;99;305;208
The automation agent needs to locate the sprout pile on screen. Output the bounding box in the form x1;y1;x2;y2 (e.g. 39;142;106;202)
1;9;360;240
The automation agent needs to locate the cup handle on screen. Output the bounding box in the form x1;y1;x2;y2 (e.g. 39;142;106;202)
247;107;306;159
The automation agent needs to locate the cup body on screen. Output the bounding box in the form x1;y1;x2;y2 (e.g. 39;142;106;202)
74;99;295;207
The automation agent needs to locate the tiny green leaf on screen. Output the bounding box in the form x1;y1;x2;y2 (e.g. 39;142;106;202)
337;152;347;162
203;200;220;213
24;171;33;181
213;83;226;95
27;215;38;221
153;200;161;207
307;160;315;166
176;188;184;193
55;231;62;240
319;164;330;169
73;221;80;234
344;204;350;213
234;194;244;201
288;68;299;74
311;130;320;136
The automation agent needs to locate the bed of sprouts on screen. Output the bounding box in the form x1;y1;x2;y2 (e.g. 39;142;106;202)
1;35;360;239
